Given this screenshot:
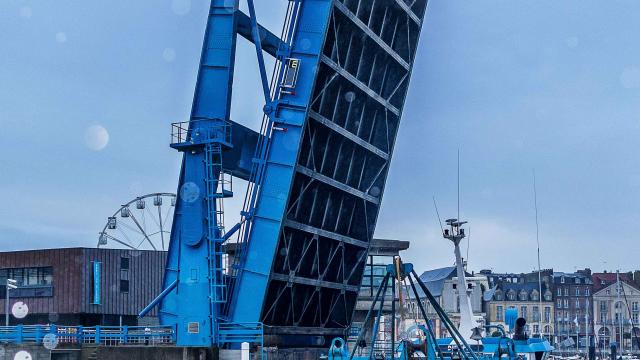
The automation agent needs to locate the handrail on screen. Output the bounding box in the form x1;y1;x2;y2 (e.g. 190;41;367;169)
0;324;176;346
171;118;232;146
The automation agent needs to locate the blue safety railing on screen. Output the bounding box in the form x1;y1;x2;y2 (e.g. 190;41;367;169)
0;325;176;346
217;322;263;344
217;322;264;359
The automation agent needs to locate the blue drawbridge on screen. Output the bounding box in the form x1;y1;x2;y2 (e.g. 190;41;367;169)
140;0;430;349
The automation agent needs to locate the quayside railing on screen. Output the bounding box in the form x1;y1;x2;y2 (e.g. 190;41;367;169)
0;325;176;346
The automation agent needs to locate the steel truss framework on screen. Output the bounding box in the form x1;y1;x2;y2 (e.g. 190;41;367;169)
258;0;429;336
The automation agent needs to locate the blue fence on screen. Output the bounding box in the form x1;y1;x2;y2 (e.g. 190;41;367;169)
0;325;176;346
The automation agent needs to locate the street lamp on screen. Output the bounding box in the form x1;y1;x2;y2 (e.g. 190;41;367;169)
5;279;17;326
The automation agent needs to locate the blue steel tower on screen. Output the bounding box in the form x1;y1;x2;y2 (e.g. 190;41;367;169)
142;0;430;349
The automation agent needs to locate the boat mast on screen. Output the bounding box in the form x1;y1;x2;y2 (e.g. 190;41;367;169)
443;218;480;342
533;170;544;339
617;270;623;354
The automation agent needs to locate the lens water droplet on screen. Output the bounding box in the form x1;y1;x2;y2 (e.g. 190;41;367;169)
12;301;29;319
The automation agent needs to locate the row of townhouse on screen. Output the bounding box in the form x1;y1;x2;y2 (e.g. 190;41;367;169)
401;267;640;352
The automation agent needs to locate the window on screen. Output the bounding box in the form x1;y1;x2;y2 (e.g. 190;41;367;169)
606;289;611;295
521;306;528;320
120;257;130;270
575;287;581;296
452;283;457;289
558;299;563;308
564;288;569;296
495;291;503;301
507;290;515;301
564;299;569;308
561;277;565;284
576;299;581;308
600;301;607;312
120;280;129;293
576;278;581;284
497;306;504;321
27;268;38;285
558;288;562;296
634;313;639;323
120;257;130;293
0;267;54;298
533;324;540;334
585;288;590;296
633;302;639;312
600;312;607;323
545;291;552;301
533;306;540;321
544;307;551;322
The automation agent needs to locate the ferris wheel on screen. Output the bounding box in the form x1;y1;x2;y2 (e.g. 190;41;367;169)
98;193;176;251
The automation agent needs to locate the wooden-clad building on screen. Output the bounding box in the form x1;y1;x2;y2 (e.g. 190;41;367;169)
0;248;166;326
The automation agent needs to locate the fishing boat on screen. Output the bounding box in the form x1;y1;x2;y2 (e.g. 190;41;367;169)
435;217;554;360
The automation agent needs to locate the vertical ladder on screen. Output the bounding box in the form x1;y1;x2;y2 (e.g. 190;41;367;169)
204;141;232;309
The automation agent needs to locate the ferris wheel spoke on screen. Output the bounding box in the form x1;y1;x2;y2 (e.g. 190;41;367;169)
144;204;161;229
118;220;145;237
106;234;137;250
162;203;174;228
127;209;158;251
116;226;137;249
140;208;147;235
158;204;165;251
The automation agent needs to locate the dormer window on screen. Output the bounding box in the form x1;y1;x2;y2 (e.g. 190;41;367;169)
519;290;528;301
531;290;540;301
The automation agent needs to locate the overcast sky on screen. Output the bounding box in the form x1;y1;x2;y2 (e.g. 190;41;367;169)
1;1;640;274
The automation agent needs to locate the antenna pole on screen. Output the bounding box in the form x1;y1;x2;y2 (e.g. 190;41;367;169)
533;169;544;338
457;149;460;221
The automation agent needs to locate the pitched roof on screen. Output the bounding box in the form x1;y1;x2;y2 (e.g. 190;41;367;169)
403;266;472;299
553;271;593;285
593;278;640;295
592;272;634;292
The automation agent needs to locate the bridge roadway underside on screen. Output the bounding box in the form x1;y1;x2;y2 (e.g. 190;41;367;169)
255;0;429;342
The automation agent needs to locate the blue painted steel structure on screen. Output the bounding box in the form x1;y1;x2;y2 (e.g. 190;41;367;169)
147;0;430;349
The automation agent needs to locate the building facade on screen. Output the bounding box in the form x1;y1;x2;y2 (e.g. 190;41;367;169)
351;239;410;347
483;270;555;341
0;248;166;326
592;273;640;353
404;267;487;338
552;270;594;348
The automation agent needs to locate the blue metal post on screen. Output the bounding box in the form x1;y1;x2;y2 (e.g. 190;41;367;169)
230;0;335;326
16;324;23;344
159;0;239;347
35;325;42;343
139;279;177;318
246;0;272;106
